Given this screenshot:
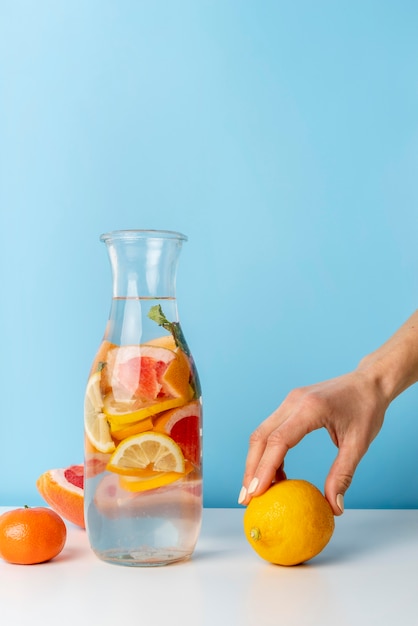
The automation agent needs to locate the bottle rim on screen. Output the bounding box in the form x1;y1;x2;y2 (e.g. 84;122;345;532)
100;229;188;243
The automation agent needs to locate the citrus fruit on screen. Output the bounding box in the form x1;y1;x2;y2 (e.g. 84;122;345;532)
105;343;192;402
89;340;116;396
111;346;173;400
107;431;186;492
145;334;177;350
243;479;335;566
157;346;192;399
154;400;201;465
94;472;202;517
110;416;154;440
118;464;192;493
108;431;185;475
106;344;171;398
84;371;115;454
145;334;195;396
84;453;108;478
97;341;193;430
36;465;85;529
0;506;67;565
104;395;187;429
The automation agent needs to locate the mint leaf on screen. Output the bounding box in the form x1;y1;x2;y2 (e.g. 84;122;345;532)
148;304;188;355
147;304;171;330
148;304;201;397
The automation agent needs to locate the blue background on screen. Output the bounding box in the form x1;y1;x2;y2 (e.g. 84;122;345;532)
1;1;417;508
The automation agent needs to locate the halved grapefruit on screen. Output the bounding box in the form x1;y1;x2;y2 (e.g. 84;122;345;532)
36;465;85;529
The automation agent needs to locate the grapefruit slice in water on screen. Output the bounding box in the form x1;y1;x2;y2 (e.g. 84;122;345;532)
105;344;191;402
154;400;202;466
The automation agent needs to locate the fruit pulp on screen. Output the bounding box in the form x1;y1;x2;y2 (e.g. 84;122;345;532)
84;296;202;566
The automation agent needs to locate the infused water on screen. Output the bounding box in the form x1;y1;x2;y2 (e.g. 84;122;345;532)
84;232;202;566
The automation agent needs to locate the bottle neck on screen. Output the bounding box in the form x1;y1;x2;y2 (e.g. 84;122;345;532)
104;234;183;299
104;296;179;345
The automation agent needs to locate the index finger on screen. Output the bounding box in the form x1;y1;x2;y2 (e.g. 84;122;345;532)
239;407;319;504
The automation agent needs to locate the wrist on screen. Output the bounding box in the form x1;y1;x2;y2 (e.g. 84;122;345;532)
357;341;418;405
356;354;398;405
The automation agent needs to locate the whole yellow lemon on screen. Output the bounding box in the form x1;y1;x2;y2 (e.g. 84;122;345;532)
243;479;335;566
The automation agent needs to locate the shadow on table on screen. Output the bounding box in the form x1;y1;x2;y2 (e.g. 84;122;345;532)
193;509;418;565
314;509;418;566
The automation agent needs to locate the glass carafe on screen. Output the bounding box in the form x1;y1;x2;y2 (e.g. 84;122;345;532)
84;230;202;566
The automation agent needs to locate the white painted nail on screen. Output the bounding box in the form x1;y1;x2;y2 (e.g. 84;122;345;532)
248;477;259;495
238;486;247;504
336;493;344;514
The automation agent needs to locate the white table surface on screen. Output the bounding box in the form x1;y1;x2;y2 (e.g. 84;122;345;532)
1;507;417;626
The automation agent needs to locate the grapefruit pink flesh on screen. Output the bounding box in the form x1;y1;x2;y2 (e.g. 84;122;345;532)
169;414;201;466
64;464;84;489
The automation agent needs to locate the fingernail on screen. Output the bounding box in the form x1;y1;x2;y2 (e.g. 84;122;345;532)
248;477;259;495
238;486;247;504
336;493;344;514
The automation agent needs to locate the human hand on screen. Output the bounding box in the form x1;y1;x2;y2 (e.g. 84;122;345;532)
238;369;388;515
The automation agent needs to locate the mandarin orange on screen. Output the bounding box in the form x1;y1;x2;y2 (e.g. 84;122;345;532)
0;506;66;565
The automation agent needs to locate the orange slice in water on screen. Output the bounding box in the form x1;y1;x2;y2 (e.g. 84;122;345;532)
144;334;177;350
110;416;154;440
146;336;194;399
159;347;192;399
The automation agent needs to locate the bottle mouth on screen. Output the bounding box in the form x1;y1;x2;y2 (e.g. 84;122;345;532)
100;229;188;243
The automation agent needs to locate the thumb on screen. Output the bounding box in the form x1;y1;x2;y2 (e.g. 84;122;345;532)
324;443;363;516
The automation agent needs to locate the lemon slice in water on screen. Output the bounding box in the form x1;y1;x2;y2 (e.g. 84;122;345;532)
84;372;115;454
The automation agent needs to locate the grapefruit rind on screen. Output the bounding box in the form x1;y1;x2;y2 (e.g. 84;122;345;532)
153;400;201;433
159;347;191;399
153;400;202;466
